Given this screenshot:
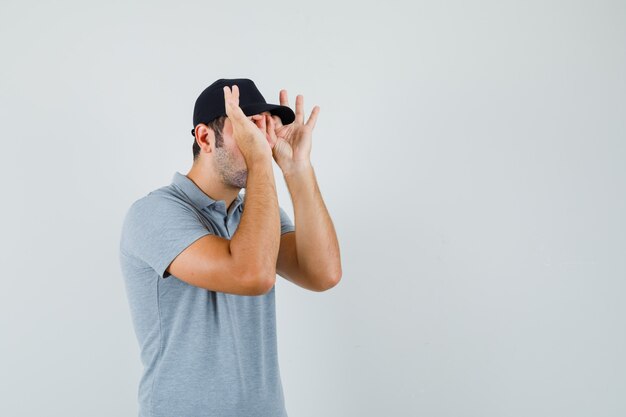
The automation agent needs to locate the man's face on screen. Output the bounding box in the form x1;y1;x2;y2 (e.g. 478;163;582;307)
213;110;272;189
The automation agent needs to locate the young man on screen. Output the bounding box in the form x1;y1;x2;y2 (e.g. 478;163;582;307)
119;78;342;417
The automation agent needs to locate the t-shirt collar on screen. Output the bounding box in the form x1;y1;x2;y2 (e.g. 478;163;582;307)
171;171;242;212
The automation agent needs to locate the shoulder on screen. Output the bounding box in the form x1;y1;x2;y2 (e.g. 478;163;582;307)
121;188;199;239
126;186;194;218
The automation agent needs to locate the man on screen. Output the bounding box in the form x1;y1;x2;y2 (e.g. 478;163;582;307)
118;78;342;417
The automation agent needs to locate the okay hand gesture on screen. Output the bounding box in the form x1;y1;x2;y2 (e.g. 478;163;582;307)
255;90;320;175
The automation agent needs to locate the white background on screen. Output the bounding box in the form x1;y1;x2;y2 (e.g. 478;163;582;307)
1;1;625;416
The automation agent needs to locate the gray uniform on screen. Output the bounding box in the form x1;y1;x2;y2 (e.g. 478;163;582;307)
119;171;295;417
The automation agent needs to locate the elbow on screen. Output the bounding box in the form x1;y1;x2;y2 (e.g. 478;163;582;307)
244;266;278;296
256;275;277;295
314;268;342;292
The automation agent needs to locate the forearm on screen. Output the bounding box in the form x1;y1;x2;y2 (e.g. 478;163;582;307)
230;156;281;282
284;164;342;285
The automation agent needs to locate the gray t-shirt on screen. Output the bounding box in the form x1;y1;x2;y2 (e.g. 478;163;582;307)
119;171;295;417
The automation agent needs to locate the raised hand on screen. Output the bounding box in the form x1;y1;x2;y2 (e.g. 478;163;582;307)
223;85;272;161
266;89;320;174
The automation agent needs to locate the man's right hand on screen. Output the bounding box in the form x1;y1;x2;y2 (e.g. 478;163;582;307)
223;85;273;162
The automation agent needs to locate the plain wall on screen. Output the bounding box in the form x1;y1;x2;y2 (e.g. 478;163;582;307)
1;0;624;416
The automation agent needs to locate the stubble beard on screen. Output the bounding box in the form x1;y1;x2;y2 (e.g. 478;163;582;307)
215;146;247;189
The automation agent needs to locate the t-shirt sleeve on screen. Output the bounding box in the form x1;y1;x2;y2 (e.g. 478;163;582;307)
279;205;295;234
120;196;212;279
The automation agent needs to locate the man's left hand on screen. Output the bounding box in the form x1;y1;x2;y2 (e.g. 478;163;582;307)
253;90;320;175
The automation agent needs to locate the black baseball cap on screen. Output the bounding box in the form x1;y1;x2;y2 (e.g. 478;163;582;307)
191;78;296;136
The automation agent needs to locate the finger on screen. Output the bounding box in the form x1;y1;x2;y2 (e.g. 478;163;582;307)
223;86;247;122
232;84;239;105
259;112;267;132
295;94;304;125
250;114;262;129
223;86;236;115
279;89;290;108
266;113;278;148
223;86;238;122
223;86;232;116
305;105;321;130
250;114;264;126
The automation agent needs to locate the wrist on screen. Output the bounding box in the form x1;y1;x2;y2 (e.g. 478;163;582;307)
245;152;273;168
283;162;313;178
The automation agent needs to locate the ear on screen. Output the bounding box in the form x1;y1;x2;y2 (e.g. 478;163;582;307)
195;124;214;154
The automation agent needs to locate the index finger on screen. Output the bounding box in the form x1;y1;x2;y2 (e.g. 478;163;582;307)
223;85;239;108
223;85;247;121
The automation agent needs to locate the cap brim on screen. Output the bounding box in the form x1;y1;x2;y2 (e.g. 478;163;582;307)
240;103;296;125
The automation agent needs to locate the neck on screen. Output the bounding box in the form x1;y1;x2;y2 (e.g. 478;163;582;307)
186;162;241;211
